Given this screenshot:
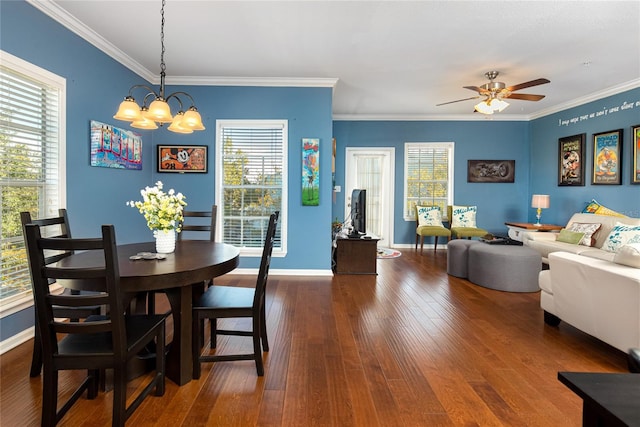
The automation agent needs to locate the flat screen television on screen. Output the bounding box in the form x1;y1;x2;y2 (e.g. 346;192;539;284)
349;189;367;237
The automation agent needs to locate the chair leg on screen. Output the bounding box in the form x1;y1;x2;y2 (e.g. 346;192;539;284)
30;321;43;377
415;234;419;251
41;365;57;427
112;367;127;427
434;236;439;252
420;236;424;254
192;312;202;380
87;369;99;399
252;315;264;376
155;323;165;396
260;304;269;352
147;291;156;315
210;318;218;349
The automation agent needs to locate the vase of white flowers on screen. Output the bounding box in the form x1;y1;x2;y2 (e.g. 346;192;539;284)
127;181;187;253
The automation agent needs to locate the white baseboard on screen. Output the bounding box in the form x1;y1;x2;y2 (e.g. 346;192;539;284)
0;326;34;355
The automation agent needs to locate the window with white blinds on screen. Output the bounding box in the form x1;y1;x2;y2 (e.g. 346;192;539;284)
404;142;454;220
216;120;287;256
0;51;65;307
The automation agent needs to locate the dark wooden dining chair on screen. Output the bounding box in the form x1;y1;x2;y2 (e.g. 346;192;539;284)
177;205;217;242
23;223;166;427
20;209;103;378
148;205;217;314
192;211;279;378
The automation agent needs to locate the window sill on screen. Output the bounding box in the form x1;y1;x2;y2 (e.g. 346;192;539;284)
0;284;62;318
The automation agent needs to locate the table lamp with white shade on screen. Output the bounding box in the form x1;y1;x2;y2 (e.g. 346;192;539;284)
531;194;550;226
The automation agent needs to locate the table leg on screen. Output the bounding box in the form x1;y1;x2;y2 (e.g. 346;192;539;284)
164;285;193;385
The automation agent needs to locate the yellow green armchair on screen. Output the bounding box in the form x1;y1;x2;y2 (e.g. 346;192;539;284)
447;205;488;239
415;205;451;253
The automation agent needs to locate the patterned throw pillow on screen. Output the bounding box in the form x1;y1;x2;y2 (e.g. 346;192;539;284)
451;205;477;228
567;222;602;247
602;223;640;252
416;206;444;227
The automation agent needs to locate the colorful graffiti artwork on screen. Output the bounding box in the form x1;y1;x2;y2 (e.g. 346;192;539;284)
90;120;142;170
302;138;319;206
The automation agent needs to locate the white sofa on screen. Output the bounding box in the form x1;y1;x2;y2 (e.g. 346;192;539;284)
523;213;640;263
529;212;640;352
539;252;640;352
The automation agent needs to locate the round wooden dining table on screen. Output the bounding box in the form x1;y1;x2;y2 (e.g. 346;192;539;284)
58;240;240;385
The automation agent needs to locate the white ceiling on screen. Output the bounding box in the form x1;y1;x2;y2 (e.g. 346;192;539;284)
32;0;640;120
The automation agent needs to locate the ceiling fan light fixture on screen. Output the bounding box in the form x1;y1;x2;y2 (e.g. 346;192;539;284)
474;100;494;114
474;98;509;114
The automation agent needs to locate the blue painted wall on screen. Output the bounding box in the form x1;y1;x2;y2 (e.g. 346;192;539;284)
332;120;532;243
529;88;640;225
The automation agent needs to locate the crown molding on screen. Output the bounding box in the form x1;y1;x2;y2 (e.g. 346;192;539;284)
530;78;640;120
332;113;530;122
164;76;338;88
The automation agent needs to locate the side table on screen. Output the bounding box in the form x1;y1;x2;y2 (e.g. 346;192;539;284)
505;221;563;242
558;372;640;427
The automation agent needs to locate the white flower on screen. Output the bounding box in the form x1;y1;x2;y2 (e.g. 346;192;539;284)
126;181;187;232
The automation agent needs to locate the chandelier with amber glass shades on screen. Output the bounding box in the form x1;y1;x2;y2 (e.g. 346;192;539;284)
113;0;204;134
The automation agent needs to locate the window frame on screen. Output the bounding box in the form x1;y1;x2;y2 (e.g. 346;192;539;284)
215;119;287;257
0;50;66;317
403;142;454;221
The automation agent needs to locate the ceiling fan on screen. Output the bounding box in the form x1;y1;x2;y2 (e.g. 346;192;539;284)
437;71;550;113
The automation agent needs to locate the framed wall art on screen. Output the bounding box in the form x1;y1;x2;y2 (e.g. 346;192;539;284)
302;138;319;206
157;145;208;173
90;120;142;170
632;124;640;184
467;160;515;183
592;129;623;185
558;133;585;186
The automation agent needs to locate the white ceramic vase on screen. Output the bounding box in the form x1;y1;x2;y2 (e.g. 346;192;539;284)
154;229;176;254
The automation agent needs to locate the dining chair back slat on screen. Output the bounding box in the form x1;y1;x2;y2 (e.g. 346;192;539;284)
178;205;217;241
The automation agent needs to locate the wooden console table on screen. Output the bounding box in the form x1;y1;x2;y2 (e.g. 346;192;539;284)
505;221;563;242
332;237;379;275
558;372;640;427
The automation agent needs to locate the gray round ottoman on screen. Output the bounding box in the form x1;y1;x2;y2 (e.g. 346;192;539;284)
468;244;542;292
447;240;479;278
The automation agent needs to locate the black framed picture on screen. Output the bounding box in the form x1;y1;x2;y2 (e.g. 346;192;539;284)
157;145;208;173
632;124;640;184
592;129;623;185
558;133;586;186
467;160;515;183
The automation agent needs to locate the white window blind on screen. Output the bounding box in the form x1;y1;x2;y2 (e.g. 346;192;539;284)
0;51;65;307
216;120;287;256
404;142;454;220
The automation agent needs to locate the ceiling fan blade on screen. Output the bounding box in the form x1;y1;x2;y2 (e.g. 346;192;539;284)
506;78;550;92
507;93;546;101
436;96;480;106
463;85;484;93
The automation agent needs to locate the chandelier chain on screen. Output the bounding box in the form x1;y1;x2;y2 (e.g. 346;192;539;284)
160;0;166;75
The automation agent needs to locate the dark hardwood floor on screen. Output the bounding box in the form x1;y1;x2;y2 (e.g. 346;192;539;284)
0;248;629;426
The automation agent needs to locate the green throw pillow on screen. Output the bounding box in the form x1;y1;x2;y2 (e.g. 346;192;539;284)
556;229;585;245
